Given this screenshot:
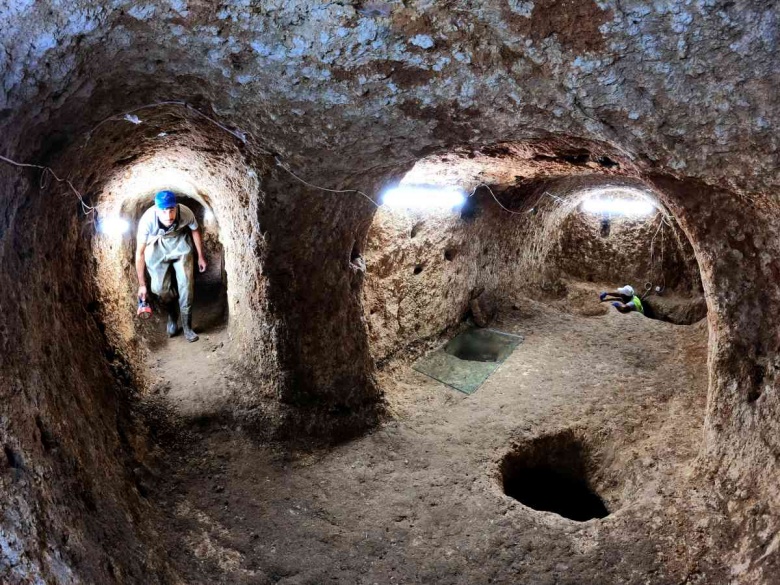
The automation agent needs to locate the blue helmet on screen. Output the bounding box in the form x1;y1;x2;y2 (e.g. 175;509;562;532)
155;190;177;209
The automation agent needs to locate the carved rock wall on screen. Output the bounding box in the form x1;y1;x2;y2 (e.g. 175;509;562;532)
0;1;778;582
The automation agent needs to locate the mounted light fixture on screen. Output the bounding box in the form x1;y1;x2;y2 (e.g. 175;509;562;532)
98;216;130;236
381;184;466;210
581;188;655;216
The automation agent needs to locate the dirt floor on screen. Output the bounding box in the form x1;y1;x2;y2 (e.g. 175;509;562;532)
143;273;233;420
138;290;727;584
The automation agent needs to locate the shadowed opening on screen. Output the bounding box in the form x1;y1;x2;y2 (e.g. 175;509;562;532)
501;432;609;522
444;331;502;362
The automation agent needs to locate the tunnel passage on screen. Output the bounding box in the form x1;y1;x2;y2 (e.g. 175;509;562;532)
77;111;278;418
501;432;610;522
362;144;710;369
549;187;706;325
78;106;382;434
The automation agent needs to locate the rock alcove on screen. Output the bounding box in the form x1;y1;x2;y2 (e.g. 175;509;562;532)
1;2;778;584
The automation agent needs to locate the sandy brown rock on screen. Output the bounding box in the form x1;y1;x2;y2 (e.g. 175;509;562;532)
0;1;778;583
469;289;498;328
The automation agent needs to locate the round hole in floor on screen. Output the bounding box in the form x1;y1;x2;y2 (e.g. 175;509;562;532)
500;431;609;522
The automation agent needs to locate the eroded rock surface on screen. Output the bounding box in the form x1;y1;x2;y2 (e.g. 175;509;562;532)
1;2;778;584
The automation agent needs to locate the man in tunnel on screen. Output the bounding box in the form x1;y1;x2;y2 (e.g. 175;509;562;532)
136;190;207;342
599;285;652;317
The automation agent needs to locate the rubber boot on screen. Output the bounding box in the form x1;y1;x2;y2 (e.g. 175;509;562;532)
166;302;180;337
181;312;199;342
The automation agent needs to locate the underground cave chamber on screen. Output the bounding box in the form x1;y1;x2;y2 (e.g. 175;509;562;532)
363;152;708;373
0;123;754;585
369;175;708;412
1;2;779;584
361;155;713;528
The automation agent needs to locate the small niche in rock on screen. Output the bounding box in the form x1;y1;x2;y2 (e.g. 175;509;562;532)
600;217;611;238
4;445;22;469
350;242;366;271
444;248;456;261
748;363;764;402
413;264;424;275
35;416;57;452
501;431;609;522
559;150;591;165
597;155;619;168
410;222;424;238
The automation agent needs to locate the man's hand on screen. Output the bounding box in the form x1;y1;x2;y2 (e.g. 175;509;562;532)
191;229;207;273
138;285;148;300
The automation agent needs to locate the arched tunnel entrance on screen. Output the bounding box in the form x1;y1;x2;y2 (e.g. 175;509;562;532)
1;4;778;584
108;182;229;347
96;167;232;415
552;186;706;325
361;143;712;533
80;113;277;423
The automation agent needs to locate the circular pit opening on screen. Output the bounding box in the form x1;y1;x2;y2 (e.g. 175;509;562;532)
500;431;609;522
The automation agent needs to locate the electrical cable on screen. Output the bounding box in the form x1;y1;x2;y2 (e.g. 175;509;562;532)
649;211;672;290
274;156;379;207
6;100;684;228
86;100;382;207
84;100;273;153
471;182;528;215
12;101;573;218
0;154;95;215
660;216;666;289
4;100;382;220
